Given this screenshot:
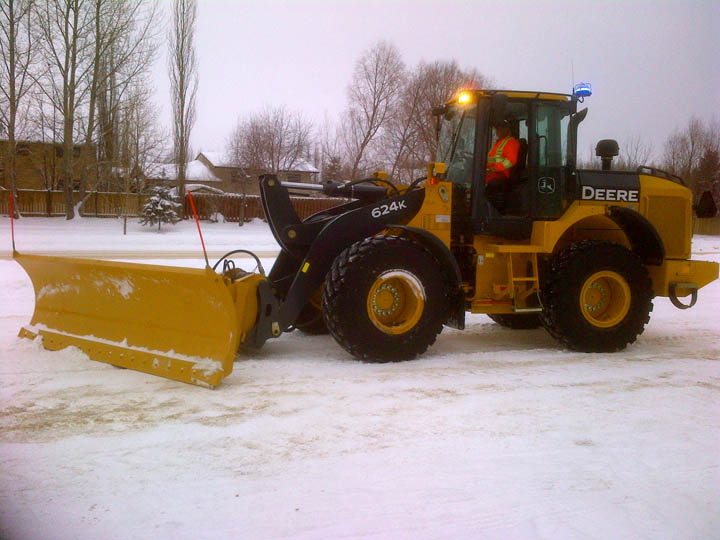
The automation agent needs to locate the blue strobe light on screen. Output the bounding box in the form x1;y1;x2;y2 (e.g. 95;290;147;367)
573;82;593;98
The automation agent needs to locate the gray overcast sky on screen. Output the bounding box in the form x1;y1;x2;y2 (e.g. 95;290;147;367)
152;0;720;163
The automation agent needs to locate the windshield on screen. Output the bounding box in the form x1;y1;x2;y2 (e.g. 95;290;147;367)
436;103;477;186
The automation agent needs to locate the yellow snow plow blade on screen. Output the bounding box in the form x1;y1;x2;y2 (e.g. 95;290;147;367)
15;253;260;388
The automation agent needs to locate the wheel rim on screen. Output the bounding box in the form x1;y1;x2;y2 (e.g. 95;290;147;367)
366;270;426;335
580;271;631;328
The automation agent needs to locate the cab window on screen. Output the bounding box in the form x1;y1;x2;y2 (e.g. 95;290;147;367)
535;102;572;168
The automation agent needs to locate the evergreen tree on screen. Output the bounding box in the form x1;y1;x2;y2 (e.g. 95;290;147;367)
140;186;182;230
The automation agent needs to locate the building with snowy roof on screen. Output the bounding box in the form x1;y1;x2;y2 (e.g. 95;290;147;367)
196;151;319;195
142;158;225;191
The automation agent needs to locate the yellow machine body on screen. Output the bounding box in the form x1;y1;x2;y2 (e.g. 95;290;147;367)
15;253;263;388
406;178;718;315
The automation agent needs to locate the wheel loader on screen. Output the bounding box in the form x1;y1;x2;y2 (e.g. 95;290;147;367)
14;89;719;388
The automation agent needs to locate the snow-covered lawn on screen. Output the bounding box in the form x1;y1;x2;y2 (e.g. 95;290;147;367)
0;216;279;259
1;217;719;539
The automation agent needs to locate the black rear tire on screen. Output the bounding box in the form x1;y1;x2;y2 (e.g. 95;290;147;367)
541;240;653;352
323;235;449;361
487;313;542;329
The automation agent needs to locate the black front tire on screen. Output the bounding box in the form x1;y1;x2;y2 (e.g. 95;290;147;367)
541;240;653;352
323;235;449;361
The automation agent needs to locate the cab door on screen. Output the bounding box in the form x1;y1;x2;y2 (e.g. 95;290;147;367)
529;100;572;219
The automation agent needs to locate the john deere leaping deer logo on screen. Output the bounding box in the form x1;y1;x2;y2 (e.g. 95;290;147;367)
538;177;556;194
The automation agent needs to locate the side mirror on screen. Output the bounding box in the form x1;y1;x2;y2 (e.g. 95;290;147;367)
490;94;508;125
433;104;451;142
573;108;588;125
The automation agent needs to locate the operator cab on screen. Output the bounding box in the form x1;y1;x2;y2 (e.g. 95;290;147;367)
435;90;585;239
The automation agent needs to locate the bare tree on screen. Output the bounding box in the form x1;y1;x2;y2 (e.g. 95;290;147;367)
615;134;654;170
662;117;705;178
329;54;490;182
344;41;405;179
318;115;350;182
227;105;313;173
109;80;164;228
23;88;65;187
0;0;35;218
408;60;490;165
35;0;96;218
82;0;158;200
381;67;425;182
116;81;165;189
662;117;720;201
363;58;490;181
168;0;197;213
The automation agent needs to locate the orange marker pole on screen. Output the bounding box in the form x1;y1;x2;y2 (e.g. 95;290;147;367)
187;192;210;268
9;191;16;253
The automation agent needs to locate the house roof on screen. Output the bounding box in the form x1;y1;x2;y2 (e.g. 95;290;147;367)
198;151;235;168
168;183;225;197
186;183;225;194
281;159;319;174
146;160;221;183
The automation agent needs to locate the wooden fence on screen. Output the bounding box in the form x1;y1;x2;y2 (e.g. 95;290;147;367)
0;189;348;222
3;189;719;234
182;193;348;222
0;189;143;217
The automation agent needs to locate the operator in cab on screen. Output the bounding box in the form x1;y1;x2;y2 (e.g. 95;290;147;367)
486;119;520;183
485;118;520;211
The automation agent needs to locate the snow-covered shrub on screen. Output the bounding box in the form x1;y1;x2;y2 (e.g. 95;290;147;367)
139;186;182;231
209;211;225;223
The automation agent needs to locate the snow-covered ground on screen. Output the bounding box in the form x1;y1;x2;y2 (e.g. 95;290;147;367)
1;217;719;540
0;216;279;260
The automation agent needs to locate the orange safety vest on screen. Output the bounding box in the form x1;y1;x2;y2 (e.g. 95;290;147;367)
486;136;520;183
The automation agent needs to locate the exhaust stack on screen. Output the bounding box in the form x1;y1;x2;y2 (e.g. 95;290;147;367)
596;139;620;171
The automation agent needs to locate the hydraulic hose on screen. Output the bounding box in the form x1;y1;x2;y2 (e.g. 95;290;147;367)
213;249;266;276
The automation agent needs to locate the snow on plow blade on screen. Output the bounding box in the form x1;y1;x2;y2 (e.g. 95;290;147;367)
14;253;258;388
